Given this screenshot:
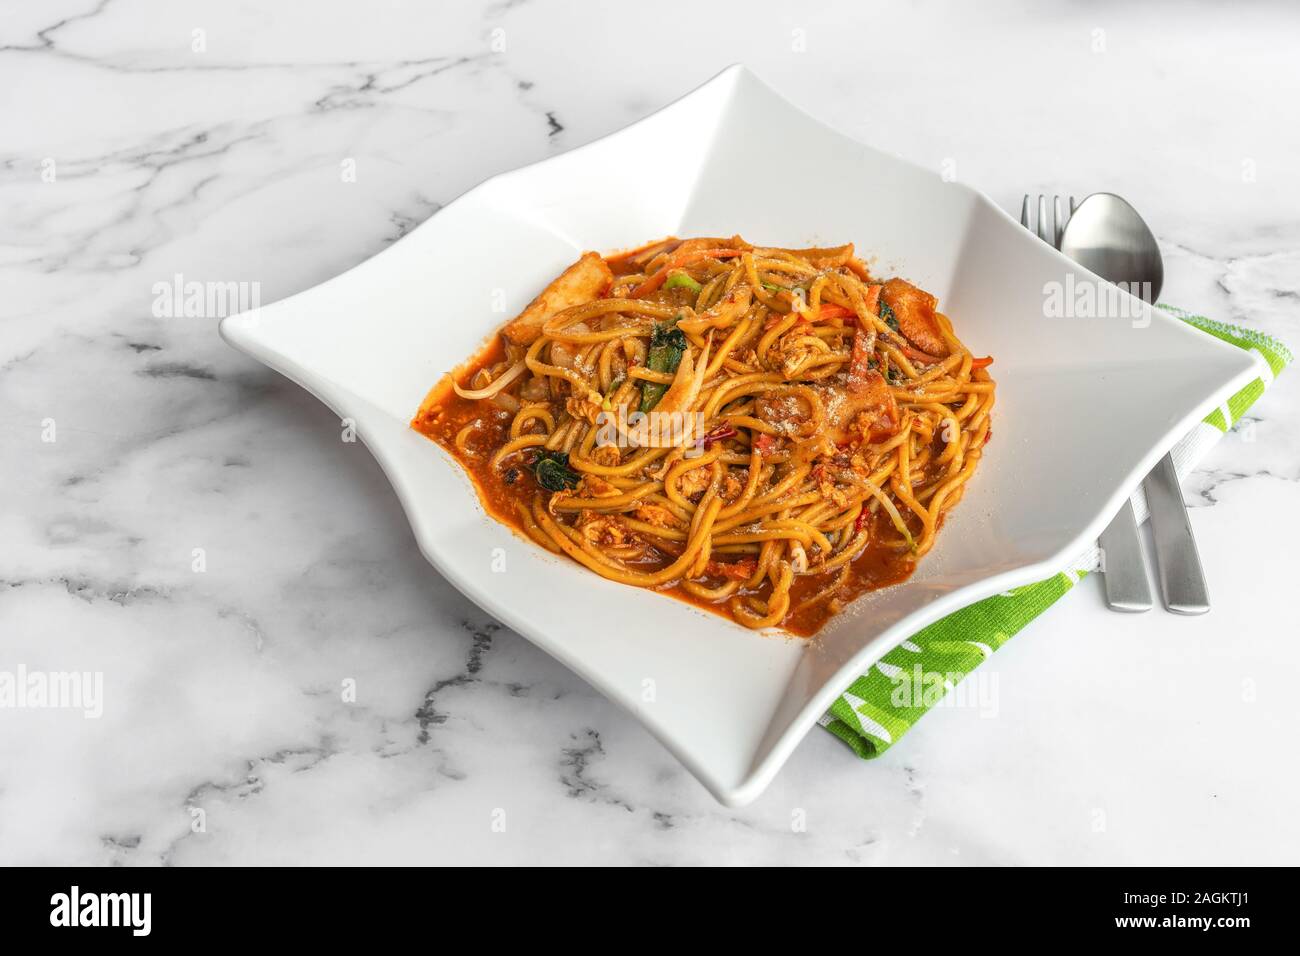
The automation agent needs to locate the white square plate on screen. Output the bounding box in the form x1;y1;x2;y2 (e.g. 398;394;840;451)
221;66;1258;806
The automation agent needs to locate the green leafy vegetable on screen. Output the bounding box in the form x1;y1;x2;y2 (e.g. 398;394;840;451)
869;355;899;382
640;321;687;412
532;450;579;492
879;300;899;332
664;272;702;294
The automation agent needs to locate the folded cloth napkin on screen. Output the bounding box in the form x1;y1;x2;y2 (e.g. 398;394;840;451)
822;306;1293;758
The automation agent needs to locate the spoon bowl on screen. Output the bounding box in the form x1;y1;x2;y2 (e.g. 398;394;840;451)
1059;192;1164;302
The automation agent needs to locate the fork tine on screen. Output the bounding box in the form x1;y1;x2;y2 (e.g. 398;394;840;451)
1020;194;1030;229
1053;195;1064;248
1069;195;1077;215
1036;194;1051;244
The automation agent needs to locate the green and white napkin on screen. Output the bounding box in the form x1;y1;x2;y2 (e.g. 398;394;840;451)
822;307;1293;758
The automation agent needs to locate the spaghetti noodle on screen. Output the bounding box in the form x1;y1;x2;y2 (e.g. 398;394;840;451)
412;236;995;636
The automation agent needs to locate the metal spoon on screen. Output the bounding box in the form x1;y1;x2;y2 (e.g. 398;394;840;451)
1060;193;1163;303
1059;194;1209;615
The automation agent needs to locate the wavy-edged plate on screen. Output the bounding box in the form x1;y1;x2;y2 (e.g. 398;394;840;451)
220;66;1258;806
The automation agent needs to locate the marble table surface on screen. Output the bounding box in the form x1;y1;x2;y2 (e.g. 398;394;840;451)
3;0;1298;865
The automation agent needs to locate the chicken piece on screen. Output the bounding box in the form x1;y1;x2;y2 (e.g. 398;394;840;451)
503;253;613;347
774;335;815;379
577;474;620;498
825;369;899;445
590;444;622;467
634;503;684;529
881;277;948;357
704;558;758;581
813;463;850;509
675;465;713;499
852;409;899;446
565;394;601;424
576;511;636;547
720;471;745;502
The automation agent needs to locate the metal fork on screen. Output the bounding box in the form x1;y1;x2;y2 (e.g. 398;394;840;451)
1021;194;1155;613
1021;194;1075;248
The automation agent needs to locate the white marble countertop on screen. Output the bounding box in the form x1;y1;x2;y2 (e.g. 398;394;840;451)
3;0;1298;865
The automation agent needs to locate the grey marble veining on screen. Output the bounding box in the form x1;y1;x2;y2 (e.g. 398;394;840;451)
2;0;1298;865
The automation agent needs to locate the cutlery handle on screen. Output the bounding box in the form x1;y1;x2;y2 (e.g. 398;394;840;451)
1097;498;1153;612
1143;452;1211;614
